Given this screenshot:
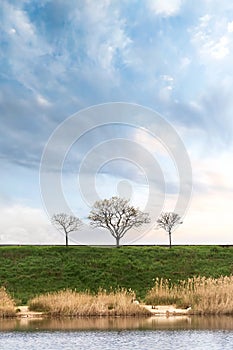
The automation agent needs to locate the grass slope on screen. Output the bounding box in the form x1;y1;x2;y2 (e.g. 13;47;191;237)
0;245;232;304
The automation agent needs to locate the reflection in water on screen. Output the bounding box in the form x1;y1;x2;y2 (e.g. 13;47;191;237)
1;315;233;331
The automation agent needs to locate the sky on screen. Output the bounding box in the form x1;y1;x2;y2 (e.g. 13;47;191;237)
0;0;233;245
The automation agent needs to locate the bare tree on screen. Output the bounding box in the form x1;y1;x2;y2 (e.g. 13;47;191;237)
88;196;150;247
157;212;182;248
51;213;83;247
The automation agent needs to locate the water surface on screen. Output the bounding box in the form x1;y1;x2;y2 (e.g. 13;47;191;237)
0;316;232;350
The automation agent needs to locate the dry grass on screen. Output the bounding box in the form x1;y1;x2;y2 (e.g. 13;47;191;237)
0;287;16;317
145;276;233;315
29;288;150;317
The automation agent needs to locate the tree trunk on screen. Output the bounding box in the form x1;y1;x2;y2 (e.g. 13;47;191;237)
169;230;172;248
116;236;120;248
65;232;68;247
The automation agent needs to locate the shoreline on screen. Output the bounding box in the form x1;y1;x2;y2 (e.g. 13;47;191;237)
14;304;192;319
16;306;47;319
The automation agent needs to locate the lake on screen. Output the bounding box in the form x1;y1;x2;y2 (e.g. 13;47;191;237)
0;316;233;350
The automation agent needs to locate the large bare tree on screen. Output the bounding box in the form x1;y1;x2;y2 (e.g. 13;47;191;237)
51;213;82;246
157;212;182;248
88;196;150;247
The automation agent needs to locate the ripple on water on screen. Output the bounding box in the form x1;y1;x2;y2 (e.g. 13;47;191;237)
0;330;233;350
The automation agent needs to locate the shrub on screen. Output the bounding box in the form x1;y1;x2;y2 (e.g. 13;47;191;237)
0;287;16;317
146;276;233;315
29;288;150;316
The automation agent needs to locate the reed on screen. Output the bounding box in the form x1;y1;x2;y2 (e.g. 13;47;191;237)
145;276;233;315
0;287;16;317
29;288;150;316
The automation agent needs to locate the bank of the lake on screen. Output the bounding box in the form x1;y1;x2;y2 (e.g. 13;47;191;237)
0;245;232;304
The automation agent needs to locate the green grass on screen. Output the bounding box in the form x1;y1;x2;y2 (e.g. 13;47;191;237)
0;245;232;304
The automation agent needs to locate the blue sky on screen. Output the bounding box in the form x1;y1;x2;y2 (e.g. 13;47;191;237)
0;0;233;245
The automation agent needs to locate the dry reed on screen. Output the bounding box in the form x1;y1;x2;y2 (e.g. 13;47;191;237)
0;287;16;317
29;288;150;317
145;276;233;315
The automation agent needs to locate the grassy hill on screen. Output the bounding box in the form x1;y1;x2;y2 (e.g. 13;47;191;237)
0;245;232;304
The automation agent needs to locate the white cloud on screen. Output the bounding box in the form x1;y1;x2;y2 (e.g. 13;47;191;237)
227;21;233;32
9;27;16;34
207;35;229;59
36;94;51;108
191;151;233;194
81;1;132;76
0;205;62;244
161;75;174;83
177;191;233;245
1;2;51;93
191;14;233;62
147;0;183;17
199;14;212;27
160;75;174;95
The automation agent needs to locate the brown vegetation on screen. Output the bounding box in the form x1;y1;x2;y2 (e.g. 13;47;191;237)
0;287;16;317
29;288;150;317
145;276;233;315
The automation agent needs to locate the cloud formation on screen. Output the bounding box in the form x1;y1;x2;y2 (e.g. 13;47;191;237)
147;0;183;17
0;0;233;244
